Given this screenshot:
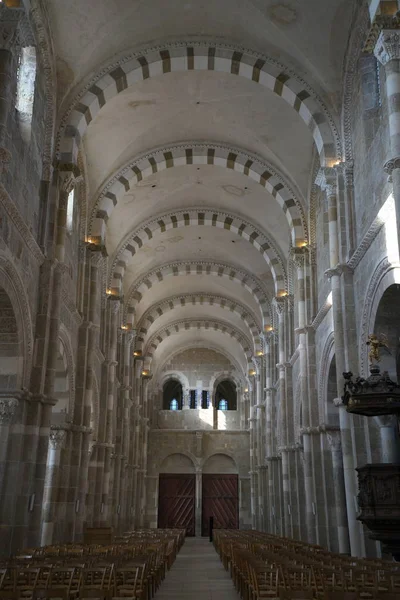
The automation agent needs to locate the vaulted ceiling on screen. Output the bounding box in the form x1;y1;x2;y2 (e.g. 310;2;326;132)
48;0;356;380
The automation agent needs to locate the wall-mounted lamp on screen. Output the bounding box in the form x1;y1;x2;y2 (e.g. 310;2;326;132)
257;351;263;357
106;289;113;296
133;350;142;357
265;325;273;332
121;325;128;331
277;290;288;298
248;370;256;377
244;388;249;393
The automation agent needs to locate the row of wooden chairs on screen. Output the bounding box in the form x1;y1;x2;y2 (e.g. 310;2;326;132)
0;529;185;600
214;529;400;600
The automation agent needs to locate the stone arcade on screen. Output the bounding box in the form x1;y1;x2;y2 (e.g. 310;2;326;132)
1;0;400;560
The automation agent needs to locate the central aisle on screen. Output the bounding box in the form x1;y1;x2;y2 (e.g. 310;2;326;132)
155;537;239;600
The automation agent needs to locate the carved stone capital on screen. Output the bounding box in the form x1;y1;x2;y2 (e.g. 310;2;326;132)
0;397;18;425
49;427;67;450
290;247;307;270
315;167;337;196
324;267;341;280
109;297;121;315
124;330;136;347
56;163;82;194
273;296;286;315
384;157;400;176
326;430;342;452
374;29;400;65
0;4;29;53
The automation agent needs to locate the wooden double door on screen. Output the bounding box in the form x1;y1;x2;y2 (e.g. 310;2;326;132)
201;474;239;536
157;473;239;537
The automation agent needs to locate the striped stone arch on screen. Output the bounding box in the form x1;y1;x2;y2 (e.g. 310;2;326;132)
58;41;340;167
111;208;286;294
90;143;306;246
141;318;254;364
124;260;272;326
133;293;262;353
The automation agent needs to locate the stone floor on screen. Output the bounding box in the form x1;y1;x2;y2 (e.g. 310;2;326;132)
155;537;239;599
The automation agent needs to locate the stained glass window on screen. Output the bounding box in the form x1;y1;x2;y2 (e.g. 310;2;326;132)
219;399;228;411
170;399;178;411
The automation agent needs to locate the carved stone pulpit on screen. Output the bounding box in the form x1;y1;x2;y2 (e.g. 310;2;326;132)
343;353;400;560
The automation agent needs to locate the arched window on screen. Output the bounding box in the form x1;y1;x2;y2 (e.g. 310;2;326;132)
215;380;237;410
16;46;37;143
66;189;75;233
163;380;183;410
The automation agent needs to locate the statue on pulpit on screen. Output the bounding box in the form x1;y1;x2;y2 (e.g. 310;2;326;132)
366;333;389;364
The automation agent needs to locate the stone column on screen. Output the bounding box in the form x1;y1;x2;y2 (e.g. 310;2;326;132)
317;166;363;557
40;428;67;546
0;396;19;495
195;467;202;537
119;330;135;531
326;429;350;553
274;297;291;536
249;405;257;529
102;297;120;523
375;29;400;243
374;415;400;463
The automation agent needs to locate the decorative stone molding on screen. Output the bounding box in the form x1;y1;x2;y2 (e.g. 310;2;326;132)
29;0;57;181
374;29;400;65
0;184;44;265
0;397;19;425
0;147;11;175
347;196;395;271
49;427;67;450
278;443;302;453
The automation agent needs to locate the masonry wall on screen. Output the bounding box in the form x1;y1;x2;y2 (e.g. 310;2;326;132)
145;430;251;532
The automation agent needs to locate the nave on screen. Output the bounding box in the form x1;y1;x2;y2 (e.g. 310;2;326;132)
2;0;400;565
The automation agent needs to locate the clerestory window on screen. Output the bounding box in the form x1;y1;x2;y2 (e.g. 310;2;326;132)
16;46;37;143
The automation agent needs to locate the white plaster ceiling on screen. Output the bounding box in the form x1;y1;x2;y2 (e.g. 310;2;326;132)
132;276;263;327
47;0;354;101
122;225;275;297
106;165;293;259
45;0;355;372
139;305;256;351
84;71;313;199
